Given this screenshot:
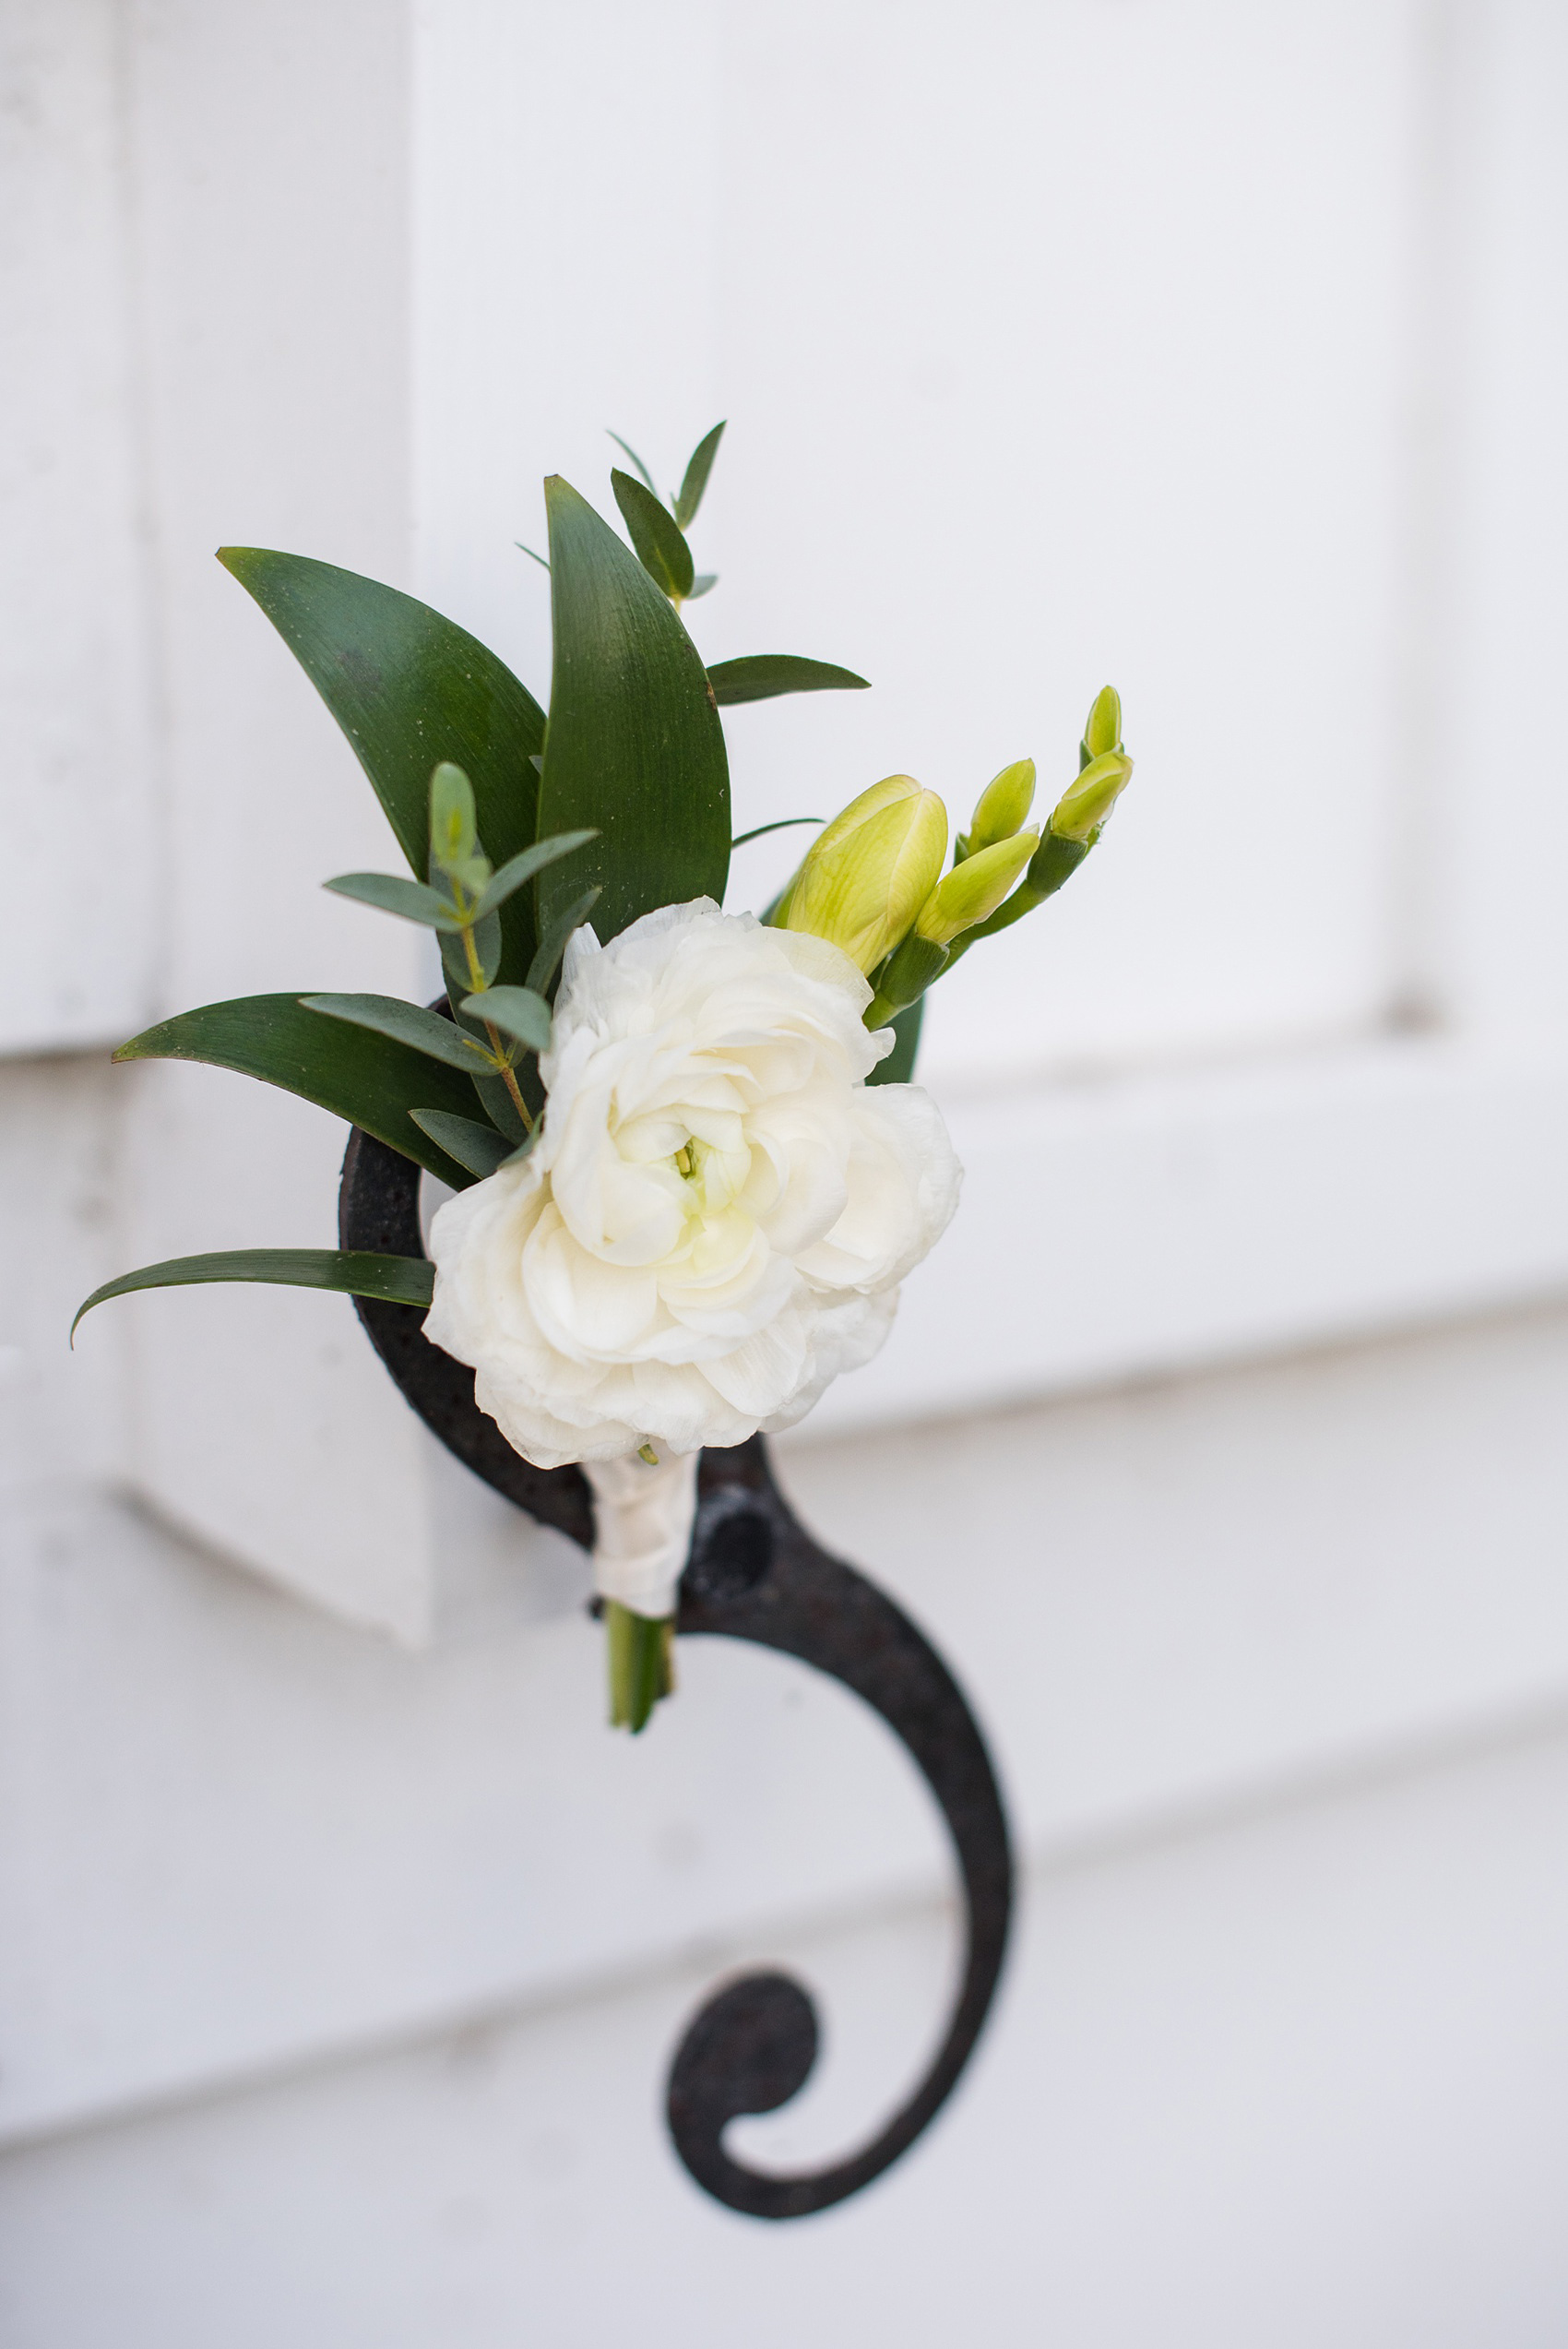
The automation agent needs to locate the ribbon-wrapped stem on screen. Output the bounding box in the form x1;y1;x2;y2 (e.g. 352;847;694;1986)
585;1450;699;1732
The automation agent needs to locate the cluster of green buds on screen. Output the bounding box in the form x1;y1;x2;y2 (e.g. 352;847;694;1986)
768;687;1133;1028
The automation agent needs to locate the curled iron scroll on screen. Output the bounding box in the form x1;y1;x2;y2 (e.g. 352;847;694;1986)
339;1127;1014;2220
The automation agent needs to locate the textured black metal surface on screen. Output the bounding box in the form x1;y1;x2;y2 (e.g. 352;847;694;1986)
338;1128;592;1547
339;1127;1014;2221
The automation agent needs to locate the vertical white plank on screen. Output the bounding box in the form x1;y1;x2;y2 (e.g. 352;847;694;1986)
1430;0;1568;1048
110;0;438;1634
0;0;160;1054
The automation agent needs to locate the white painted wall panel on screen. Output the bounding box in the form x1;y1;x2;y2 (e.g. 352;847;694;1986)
106;0;1568;1612
0;1057;126;1499
108;0;439;1629
1432;0;1568;1043
415;0;1420;1087
5;1721;1567;2347
0;0;161;1055
8;1303;1568;2146
6;3;1568;2327
812;1036;1568;1435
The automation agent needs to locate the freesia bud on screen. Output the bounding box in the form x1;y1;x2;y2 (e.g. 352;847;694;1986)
913;828;1039;947
1049;749;1134;843
782;779;948;972
811;772;926;857
768;773;921;931
964;757;1036;853
1082;686;1123;760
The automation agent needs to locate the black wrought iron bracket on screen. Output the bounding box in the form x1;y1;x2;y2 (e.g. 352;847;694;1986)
339;1127;1014;2220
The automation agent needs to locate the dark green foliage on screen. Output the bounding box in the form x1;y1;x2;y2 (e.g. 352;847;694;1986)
672;422;725;529
707;656;870;706
537;478;729;949
868;997;924;1086
611;470;695;601
73;1249;434;1340
218;548;546;984
115;995;480;1190
408;1111;515;1181
301;994;491;1072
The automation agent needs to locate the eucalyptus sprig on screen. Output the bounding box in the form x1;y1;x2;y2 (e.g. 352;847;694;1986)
607;421;725;604
308;762;597;1177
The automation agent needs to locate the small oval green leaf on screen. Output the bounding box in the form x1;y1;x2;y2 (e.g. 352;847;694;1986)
605;430;658;496
471;827;600;921
325;872;463;931
461;985;552;1053
611;469;695;602
300;994;491;1072
672;421;725;530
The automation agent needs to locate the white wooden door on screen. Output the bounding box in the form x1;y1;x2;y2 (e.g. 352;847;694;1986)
5;4;1568;2340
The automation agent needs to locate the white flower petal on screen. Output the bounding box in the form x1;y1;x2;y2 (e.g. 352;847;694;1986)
424;900;960;1468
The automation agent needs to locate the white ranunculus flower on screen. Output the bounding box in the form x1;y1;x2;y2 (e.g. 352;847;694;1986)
424;897;962;1471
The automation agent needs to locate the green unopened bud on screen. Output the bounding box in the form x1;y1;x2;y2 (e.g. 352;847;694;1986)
783;780;948;972
963;758;1036;856
914;828;1039;947
768;773;923;933
429;761;490;892
811;772;924;858
1050;749;1133;843
1082;686;1123;761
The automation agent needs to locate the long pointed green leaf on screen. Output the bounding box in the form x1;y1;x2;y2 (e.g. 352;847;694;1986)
73;1249;433;1341
611;470;695;601
687;572;719;600
471;827;599;920
300;994;492;1073
527;885;602;998
537;479;728;948
707;656;871;707
672;421;725;530
114;996;479;1190
217;548;546;985
732;817;823;850
868;996;923;1086
408;1111;512;1181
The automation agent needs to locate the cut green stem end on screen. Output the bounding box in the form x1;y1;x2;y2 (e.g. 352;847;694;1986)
606;1601;676;1734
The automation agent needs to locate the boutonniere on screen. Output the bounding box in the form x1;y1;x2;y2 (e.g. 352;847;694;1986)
75;424;1134;1730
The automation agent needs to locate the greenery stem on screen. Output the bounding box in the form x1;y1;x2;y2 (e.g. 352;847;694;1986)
605;1601;676;1733
457;906;534;1131
487;1026;534;1129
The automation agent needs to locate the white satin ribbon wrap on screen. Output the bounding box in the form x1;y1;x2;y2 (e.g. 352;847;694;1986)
584;1449;700;1620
